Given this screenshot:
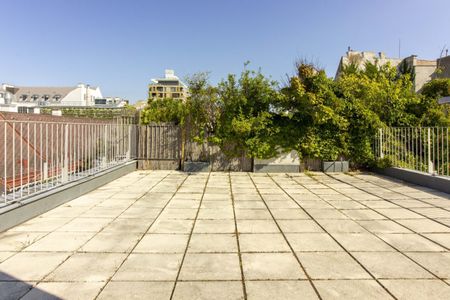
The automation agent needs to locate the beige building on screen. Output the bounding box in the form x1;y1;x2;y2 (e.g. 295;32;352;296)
335;48;438;92
335;49;402;79
148;69;187;101
401;55;437;92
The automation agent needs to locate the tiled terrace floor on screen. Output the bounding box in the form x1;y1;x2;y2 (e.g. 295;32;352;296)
1;171;450;300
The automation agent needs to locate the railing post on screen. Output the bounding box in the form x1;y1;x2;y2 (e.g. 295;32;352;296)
62;124;69;183
428;127;433;174
379;128;384;158
103;124;108;168
126;125;132;160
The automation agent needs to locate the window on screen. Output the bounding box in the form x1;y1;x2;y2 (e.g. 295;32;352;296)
20;94;28;101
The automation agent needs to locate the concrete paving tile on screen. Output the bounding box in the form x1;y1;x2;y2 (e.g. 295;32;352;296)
265;201;299;209
159;208;198;220
314;280;393;300
8;217;71;232
168;200;200;209
0;282;32;300
113;253;182;281
102;218;151;233
197;208;234;219
304;209;348;220
240;233;290;252
97;199;135;208
332;233;394;251
172;281;244;300
134;234;189;253
22;282;104;300
41;206;89;218
97;281;173;300
246;280;318;300
234;200;266;209
81;207;127;218
193;219;235;233
235;209;272;220
45;253;126;282
118;207;161;219
423;233;450;248
297;252;371;279
0;232;46;251
56;217;113;232
377;233;445;252
278;220;324;233
412;208;450;219
242;253;306;280
179;253;241;280
352;252;434;279
236;220;279;233
148;219;194;234
396;219;450;233
200;201;232;209
0;252;15;263
380;279;450;300
80;232;141;253
342;209;387;220
24;232;95;252
0;252;70;281
326;200;366;209
357;220;412;233
286;233;343;251
316;219;367;233
358;200;398;209
188;234;238;253
269;208;310;219
375;209;424;219
405;252;450;278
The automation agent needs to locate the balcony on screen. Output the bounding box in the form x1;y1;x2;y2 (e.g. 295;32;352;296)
1;170;449;299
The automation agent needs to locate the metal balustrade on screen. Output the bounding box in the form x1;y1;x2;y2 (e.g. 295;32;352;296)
1;120;135;207
374;127;450;176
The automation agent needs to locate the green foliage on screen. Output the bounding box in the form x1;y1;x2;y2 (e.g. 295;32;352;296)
140;98;187;125
276;62;348;161
214;66;280;159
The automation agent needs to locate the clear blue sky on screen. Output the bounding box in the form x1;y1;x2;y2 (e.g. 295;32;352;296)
2;0;450;102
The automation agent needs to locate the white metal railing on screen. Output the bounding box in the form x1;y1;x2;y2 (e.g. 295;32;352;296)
1;120;135;207
374;127;450;176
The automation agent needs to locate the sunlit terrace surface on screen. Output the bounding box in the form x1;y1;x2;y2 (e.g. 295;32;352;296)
1;171;450;299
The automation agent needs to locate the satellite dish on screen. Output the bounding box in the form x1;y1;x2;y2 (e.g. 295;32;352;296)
438;96;450;104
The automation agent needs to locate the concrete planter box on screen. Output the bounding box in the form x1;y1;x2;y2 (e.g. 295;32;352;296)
322;161;349;172
254;150;300;173
183;161;211;172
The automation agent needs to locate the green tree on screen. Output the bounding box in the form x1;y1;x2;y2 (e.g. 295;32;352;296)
214;65;280;159
140;98;187;125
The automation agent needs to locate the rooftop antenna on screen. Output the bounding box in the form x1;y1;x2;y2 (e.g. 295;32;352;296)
398;39;401;58
439;45;447;58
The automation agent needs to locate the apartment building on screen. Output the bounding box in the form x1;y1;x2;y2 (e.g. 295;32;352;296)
148;69;187;101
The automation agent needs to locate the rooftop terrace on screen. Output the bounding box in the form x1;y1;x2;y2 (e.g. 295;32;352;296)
1;171;450;299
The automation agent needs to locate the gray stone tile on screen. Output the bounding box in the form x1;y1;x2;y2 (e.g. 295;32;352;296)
148;219;194;234
56;218;113;232
242;253;306;280
172;281;244;300
297;252;371;279
286;233;343;252
113;253;182;281
24;232;95;252
102;218;150;233
193;219;236;233
80;232;141;253
377;234;445;252
278;220;324;233
240;233;290;252
406;252;450;278
23;282;104;300
236;220;280;233
8;217;71;232
246;280;318;300
352;252;434;279
0;252;70;281
134;234;189;253
0;231;47;251
0;282;32;300
46;253;126;282
188;234;238;253
314;280;393;300
97;281;173;300
179;253;241;280
332;233;394;251
380;279;450;300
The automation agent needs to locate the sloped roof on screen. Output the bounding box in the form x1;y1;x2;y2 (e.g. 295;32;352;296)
13;86;75;100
